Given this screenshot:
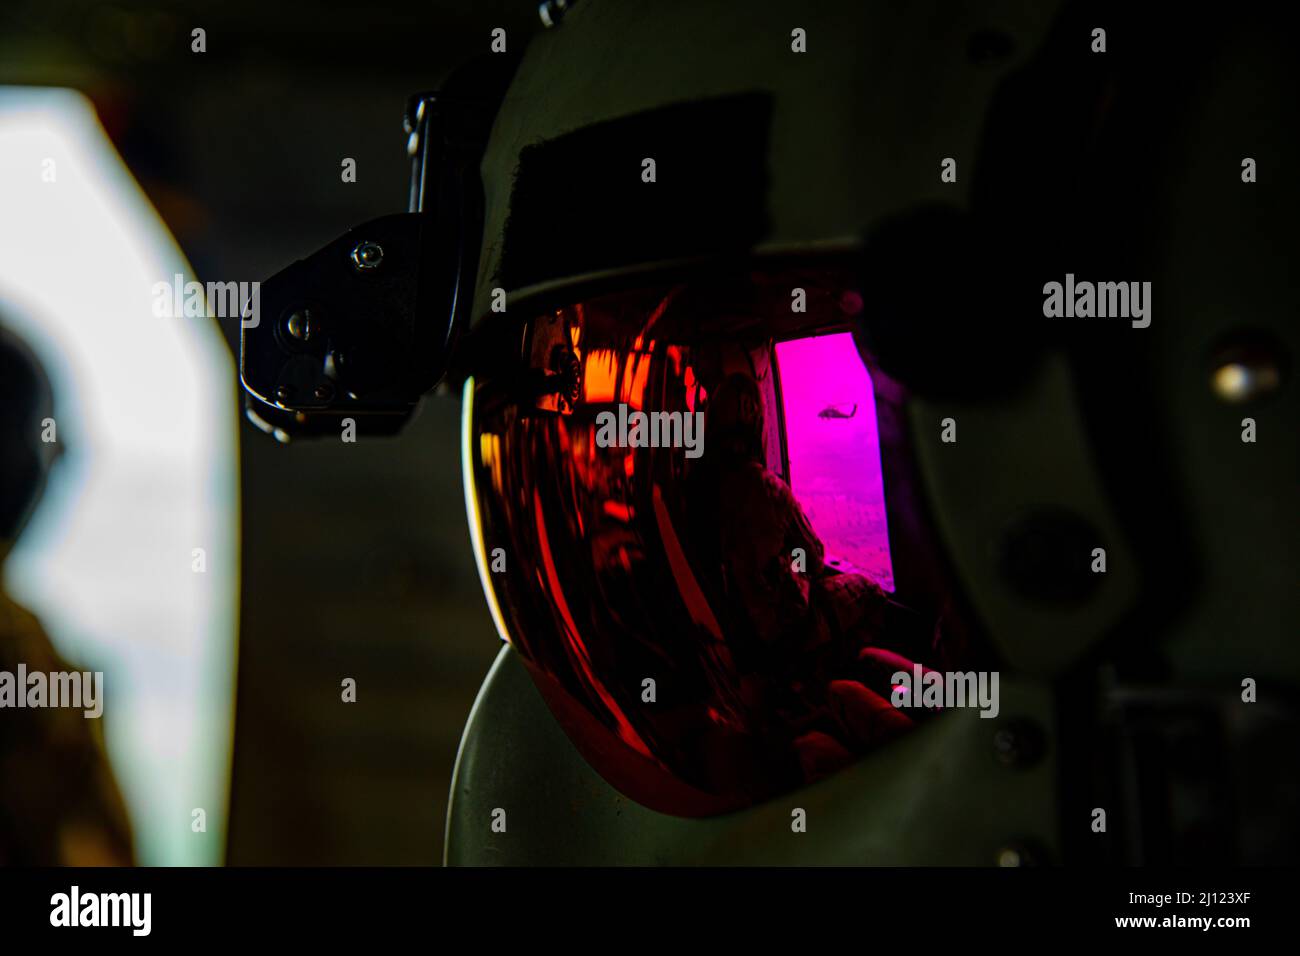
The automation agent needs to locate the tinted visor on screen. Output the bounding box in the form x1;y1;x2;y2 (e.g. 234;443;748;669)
462;259;975;815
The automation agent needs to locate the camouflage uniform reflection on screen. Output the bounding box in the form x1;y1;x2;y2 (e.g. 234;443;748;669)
697;372;918;780
0;328;133;865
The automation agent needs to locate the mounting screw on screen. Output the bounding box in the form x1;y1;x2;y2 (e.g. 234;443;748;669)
996;842;1043;867
275;385;293;404
351;241;384;271
539;0;576;29
285;309;315;342
993;718;1045;769
1209;334;1284;403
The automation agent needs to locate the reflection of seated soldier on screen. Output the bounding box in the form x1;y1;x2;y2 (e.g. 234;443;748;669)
696;373;921;778
0;328;134;864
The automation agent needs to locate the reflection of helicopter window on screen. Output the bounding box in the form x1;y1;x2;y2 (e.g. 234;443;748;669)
774;332;894;592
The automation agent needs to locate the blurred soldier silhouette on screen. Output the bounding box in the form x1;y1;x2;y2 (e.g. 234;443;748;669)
692;372;921;777
0;324;133;865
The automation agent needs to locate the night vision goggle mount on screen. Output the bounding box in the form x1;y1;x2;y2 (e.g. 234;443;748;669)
240;59;516;441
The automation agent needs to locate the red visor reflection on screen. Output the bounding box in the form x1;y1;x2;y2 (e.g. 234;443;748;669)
468;269;953;815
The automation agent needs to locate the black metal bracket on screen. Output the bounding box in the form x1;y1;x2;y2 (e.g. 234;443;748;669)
239;55;518;441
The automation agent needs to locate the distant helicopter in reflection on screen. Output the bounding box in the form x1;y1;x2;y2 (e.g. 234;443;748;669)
817;402;857;420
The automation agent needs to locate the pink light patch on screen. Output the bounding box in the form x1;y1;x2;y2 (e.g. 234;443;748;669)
775;332;894;592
